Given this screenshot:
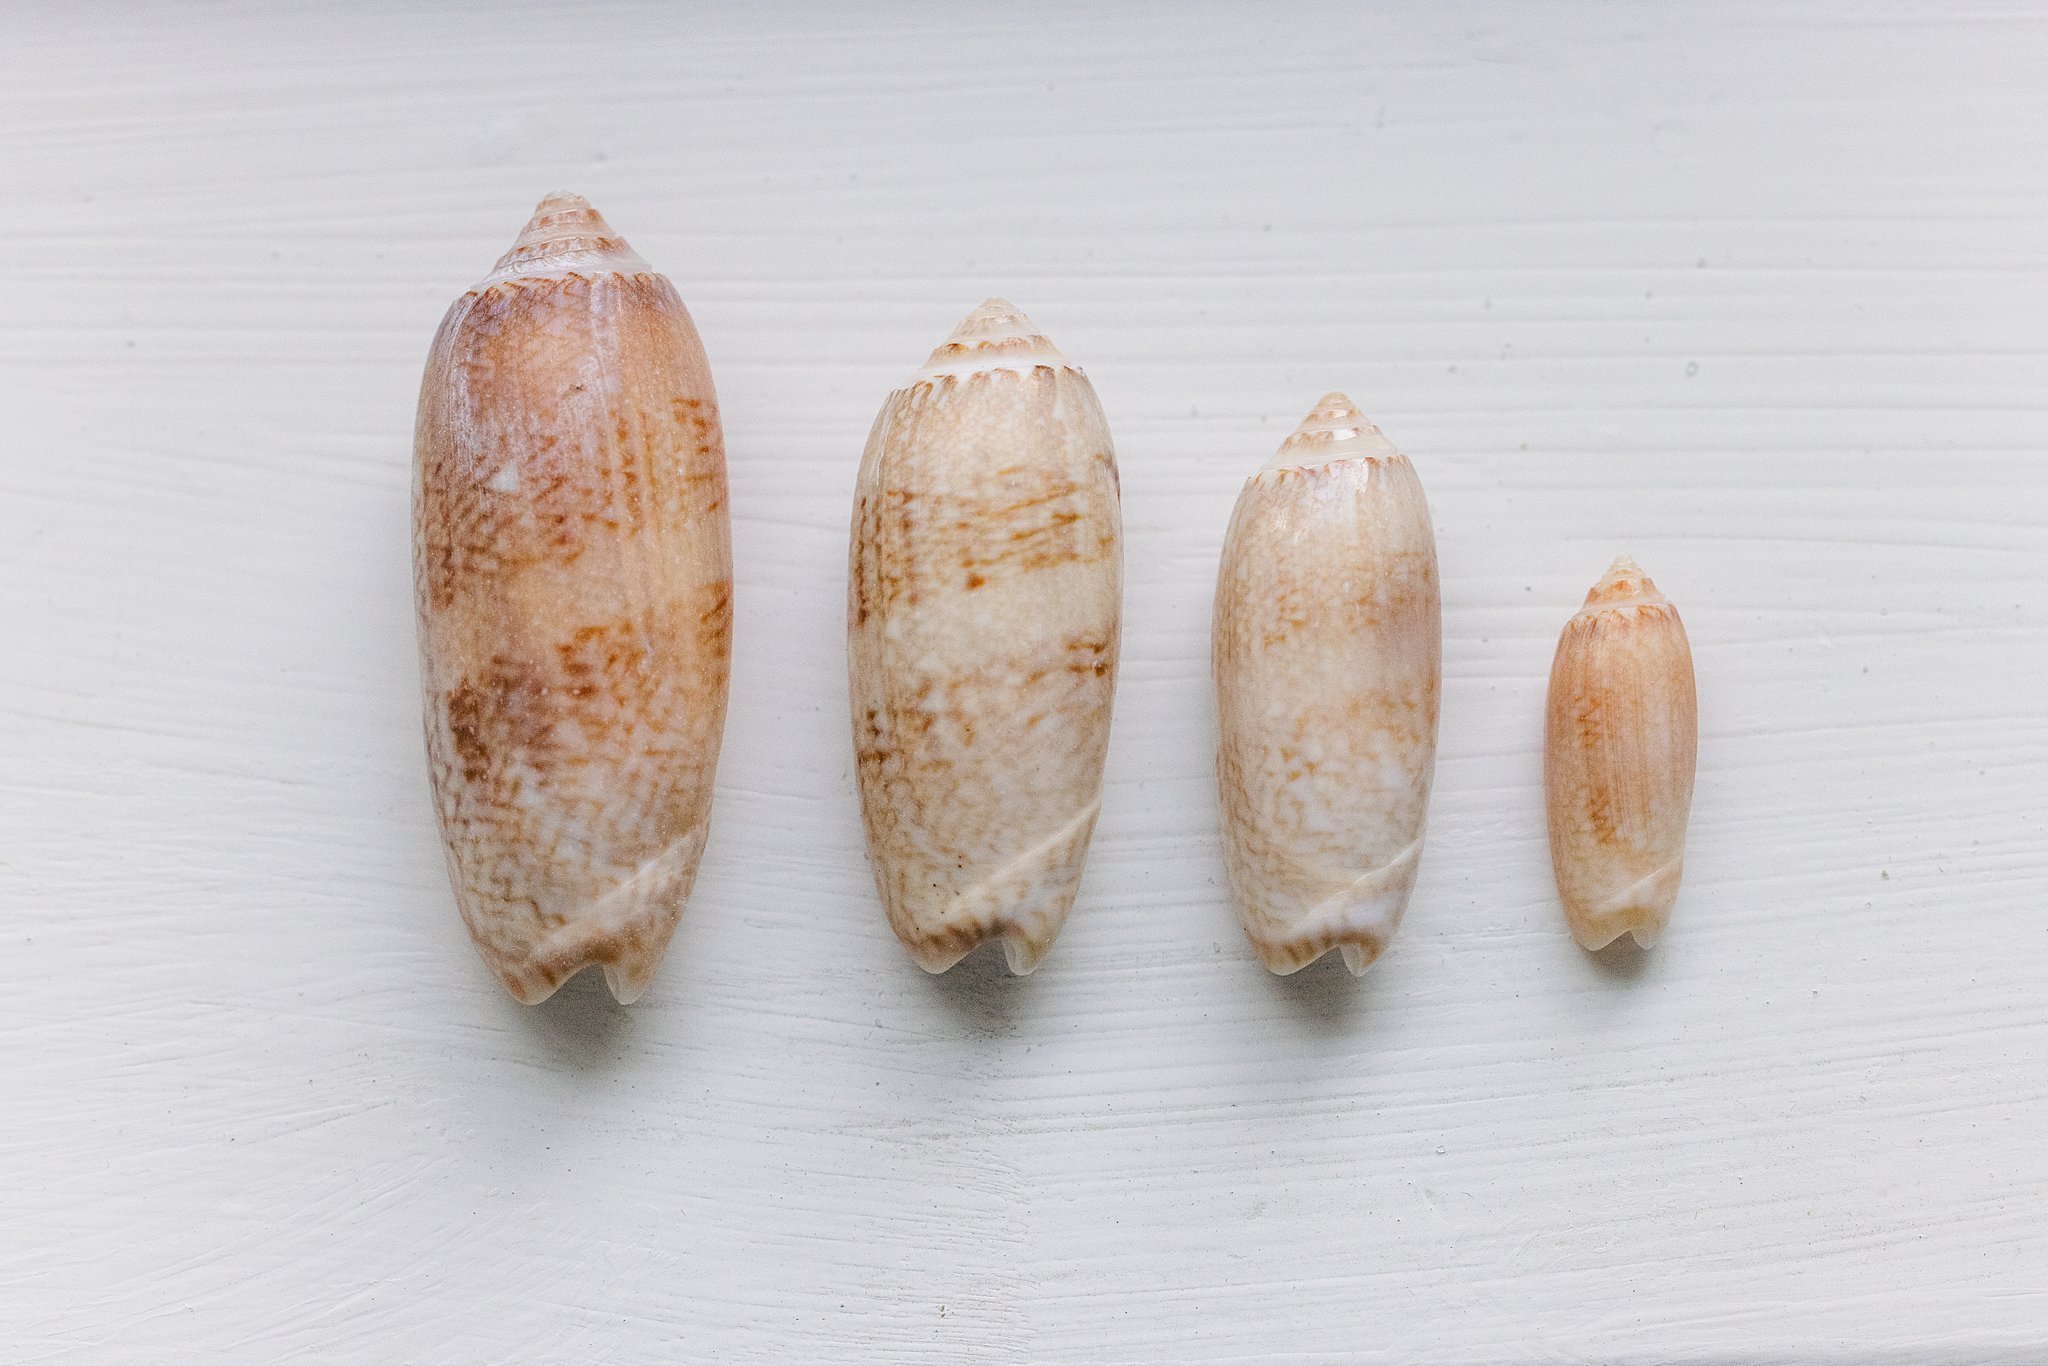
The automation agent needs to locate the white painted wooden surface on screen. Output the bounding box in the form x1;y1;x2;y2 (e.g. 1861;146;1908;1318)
4;3;2045;1360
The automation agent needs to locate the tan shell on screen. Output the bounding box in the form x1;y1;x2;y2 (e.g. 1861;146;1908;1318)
1544;555;1697;950
848;299;1122;973
413;193;732;1004
1212;394;1442;974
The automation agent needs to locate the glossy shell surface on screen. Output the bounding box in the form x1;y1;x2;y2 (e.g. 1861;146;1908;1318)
1544;556;1697;951
414;193;732;1004
848;300;1122;973
1212;394;1442;974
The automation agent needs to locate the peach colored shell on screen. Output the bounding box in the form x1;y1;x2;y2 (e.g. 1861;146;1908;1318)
848;300;1122;973
1212;394;1442;974
413;194;732;1004
1544;556;1697;950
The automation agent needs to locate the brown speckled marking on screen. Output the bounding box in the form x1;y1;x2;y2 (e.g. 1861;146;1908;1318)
1543;557;1697;951
413;196;731;1005
847;313;1121;974
1212;434;1442;976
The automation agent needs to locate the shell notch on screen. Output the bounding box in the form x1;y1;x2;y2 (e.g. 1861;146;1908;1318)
475;191;651;289
1263;391;1401;469
914;298;1068;382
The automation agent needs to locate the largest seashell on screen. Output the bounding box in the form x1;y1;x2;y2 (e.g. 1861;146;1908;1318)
1212;393;1443;974
848;299;1122;973
413;193;732;1004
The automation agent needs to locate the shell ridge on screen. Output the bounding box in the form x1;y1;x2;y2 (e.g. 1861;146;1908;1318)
1300;835;1424;919
1251;835;1424;974
947;796;1100;921
926;796;1101;968
506;832;702;1003
1585;857;1683;922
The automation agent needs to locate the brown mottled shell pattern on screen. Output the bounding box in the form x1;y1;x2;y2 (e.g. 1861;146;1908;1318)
848;300;1122;974
1544;556;1698;951
411;200;1702;993
1212;394;1442;975
414;194;732;1004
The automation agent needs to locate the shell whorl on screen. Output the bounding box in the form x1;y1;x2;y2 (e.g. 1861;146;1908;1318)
913;298;1069;383
1263;392;1402;470
473;191;653;289
1579;554;1668;612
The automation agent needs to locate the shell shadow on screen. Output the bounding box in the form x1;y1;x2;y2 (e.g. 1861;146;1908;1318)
1586;934;1655;982
919;939;1040;1039
507;965;638;1069
1262;947;1383;1036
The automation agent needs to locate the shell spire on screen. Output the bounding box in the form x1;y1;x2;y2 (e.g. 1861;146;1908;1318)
915;297;1067;381
1580;553;1667;610
475;191;651;289
1264;391;1400;469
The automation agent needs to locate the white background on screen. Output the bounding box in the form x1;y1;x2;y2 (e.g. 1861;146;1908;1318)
4;3;2045;1361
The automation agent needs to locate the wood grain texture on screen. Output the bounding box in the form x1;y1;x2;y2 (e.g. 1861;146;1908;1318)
1;2;2044;1361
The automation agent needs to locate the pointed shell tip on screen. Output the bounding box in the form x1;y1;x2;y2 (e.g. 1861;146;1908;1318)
1263;391;1400;469
477;191;649;287
914;298;1065;381
948;297;1039;342
1582;554;1666;609
533;189;592;214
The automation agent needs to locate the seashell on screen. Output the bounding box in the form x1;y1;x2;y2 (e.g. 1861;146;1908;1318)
848;299;1122;973
413;192;732;1004
1211;393;1442;975
1544;555;1697;951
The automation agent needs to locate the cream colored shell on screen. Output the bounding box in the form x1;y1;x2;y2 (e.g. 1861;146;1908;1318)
1212;394;1442;974
1544;556;1697;951
414;193;732;1004
848;300;1122;973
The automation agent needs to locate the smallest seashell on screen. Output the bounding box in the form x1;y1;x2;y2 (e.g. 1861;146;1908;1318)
1544;555;1698;951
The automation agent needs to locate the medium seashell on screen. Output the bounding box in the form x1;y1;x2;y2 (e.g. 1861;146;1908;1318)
1544;555;1697;951
1211;393;1443;975
848;299;1122;973
413;192;732;1004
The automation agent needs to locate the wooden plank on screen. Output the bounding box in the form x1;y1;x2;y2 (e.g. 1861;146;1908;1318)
1;2;2043;1359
